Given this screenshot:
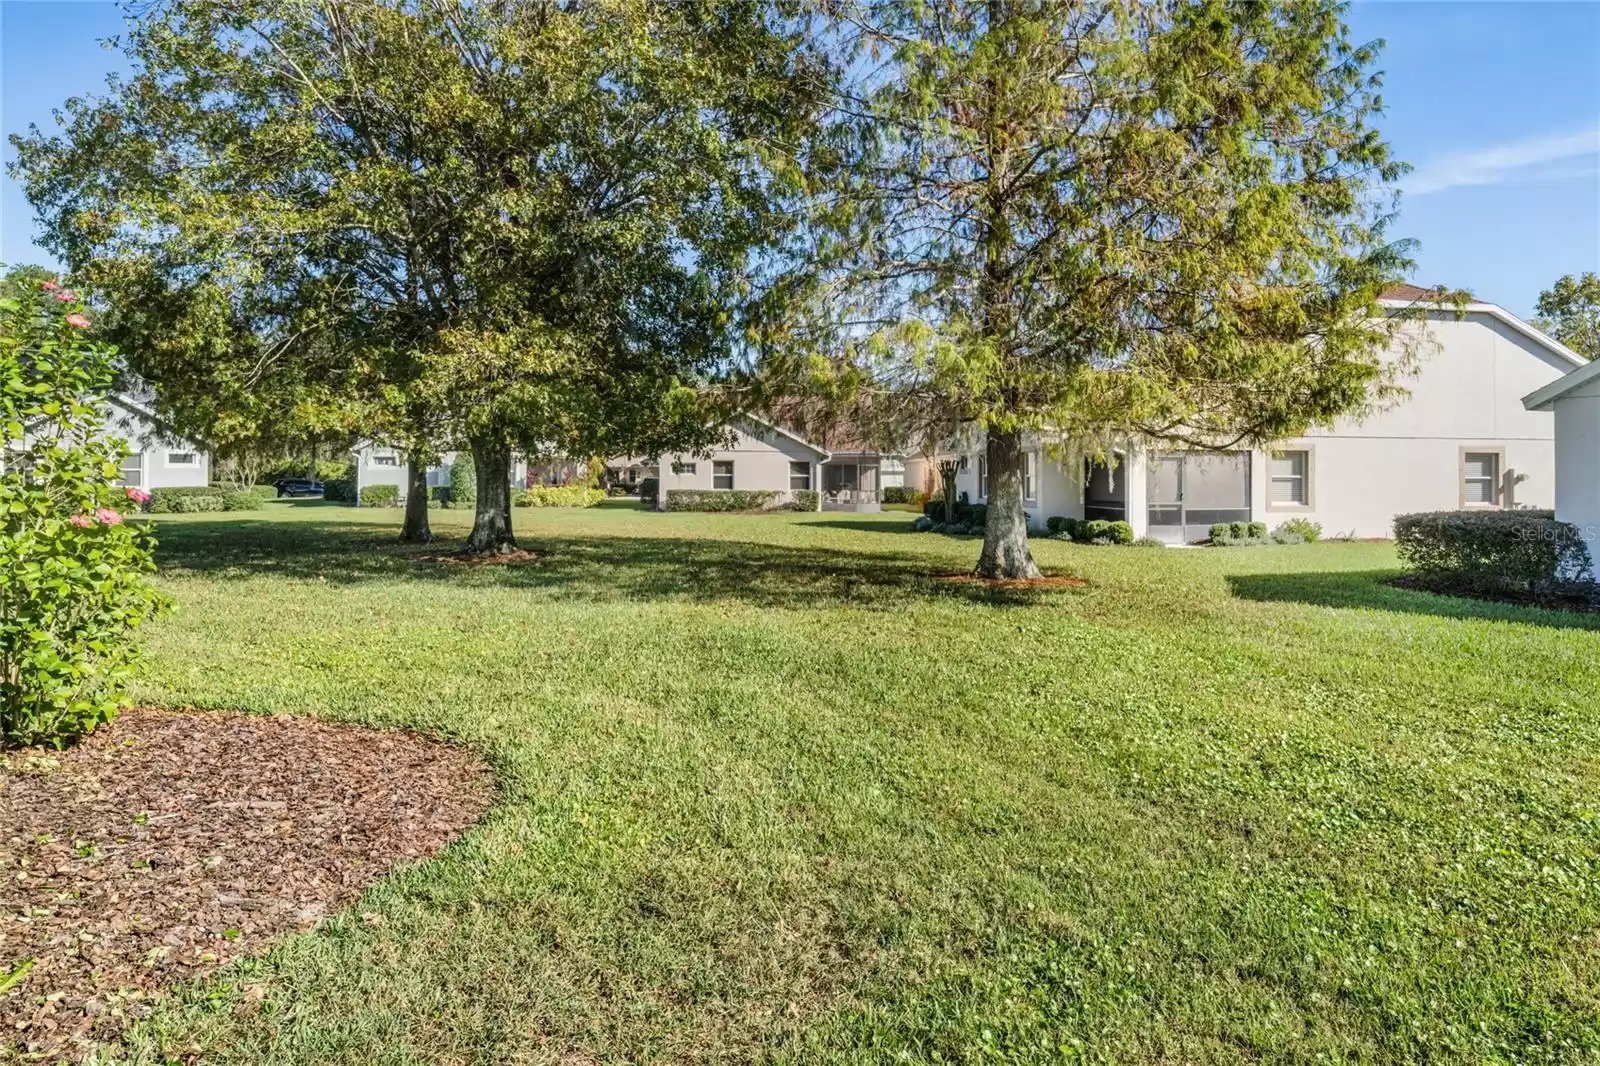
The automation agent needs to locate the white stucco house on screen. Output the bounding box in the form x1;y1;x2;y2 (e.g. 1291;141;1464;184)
1523;356;1600;551
910;286;1587;542
348;441;528;504
653;413;910;512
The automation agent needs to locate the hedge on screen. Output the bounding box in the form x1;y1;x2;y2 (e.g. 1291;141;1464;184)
359;484;401;507
1210;521;1267;544
1394;510;1593;595
881;486;916;504
146;487;261;513
664;489;784;512
322;463;357;503
791;490;819;512
638;477;659;508
1045;516;1133;544
515;485;605;508
450;453;477;506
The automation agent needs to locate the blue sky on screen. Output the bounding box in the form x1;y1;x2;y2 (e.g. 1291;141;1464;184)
2;1;1598;319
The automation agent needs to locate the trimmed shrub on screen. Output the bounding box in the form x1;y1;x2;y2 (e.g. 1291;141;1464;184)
221;491;265;511
791;490;819;512
322;463;357;503
1272;530;1306;545
169;494;225;513
1132;535;1167;548
1106;520;1134;545
430;485;453;507
1248;521;1267;539
912;515;934;532
450;453;477;507
359;484;401;508
1045;515;1070;535
1083;519;1113;543
245;484;278;499
638;477;660;508
1273;517;1322;542
514;485;605;508
1209;522;1233;543
1;284;166;747
1214;536;1269;548
881;486;916;504
1394;510;1593;595
148;487;228;513
664;489;782;512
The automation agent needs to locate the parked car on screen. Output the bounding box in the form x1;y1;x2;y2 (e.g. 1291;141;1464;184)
274;478;324;498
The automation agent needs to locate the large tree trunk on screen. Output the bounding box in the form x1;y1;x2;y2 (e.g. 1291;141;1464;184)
974;427;1041;580
463;437;516;555
939;460;959;525
399;457;433;544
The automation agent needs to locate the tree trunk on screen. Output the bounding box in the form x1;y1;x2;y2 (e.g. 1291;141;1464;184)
399;457;433;544
974;427;1041;580
940;461;959;525
463;437;516;554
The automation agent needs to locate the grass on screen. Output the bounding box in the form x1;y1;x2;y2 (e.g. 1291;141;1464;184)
103;501;1600;1064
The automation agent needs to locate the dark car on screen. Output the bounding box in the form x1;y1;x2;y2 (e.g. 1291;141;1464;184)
274;478;325;498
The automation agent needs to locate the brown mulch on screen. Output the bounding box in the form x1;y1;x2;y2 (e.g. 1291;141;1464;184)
417;548;541;566
0;708;494;1060
929;572;1089;591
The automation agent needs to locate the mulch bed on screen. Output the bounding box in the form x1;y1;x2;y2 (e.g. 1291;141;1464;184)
417;548;542;566
0;708;494;1061
929;572;1089;591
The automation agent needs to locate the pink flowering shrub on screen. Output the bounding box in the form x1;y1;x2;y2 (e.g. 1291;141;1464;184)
0;277;166;748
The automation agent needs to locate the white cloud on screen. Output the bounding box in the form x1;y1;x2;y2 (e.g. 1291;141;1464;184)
1405;126;1600;196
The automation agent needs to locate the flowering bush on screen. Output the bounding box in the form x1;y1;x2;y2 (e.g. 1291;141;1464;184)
0;278;167;748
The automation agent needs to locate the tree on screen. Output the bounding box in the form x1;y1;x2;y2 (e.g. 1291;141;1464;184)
793;0;1413;578
11;0;831;554
1535;272;1600;361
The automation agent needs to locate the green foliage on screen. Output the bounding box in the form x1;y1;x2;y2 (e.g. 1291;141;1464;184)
0;278;166;749
1273;518;1323;542
663;490;784;513
245;484;278;500
514;485;604;508
1210;523;1233;543
1131;535;1167;548
790;490;819;512
881;486;916;504
1045;516;1071;535
449;454;477;507
1106;520;1134;545
912;515;934;532
359;485;401;508
322;464;358;504
1394;510;1594;595
147;487;226;513
1534;272;1600;361
637;477;660;509
1272;530;1306;545
220;491;265;512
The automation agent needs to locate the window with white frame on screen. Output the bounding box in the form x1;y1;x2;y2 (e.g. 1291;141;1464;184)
119;453;145;487
1463;452;1500;506
1270;450;1308;506
713;460;734;490
788;461;811;491
672;460;696;475
1023;452;1037;501
166;451;198;467
372;453;399;467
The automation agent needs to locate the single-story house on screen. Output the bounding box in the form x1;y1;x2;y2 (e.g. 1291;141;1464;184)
349;441;528;504
652;413;910;512
928;286;1586;542
104;394;210;491
1523;356;1600;551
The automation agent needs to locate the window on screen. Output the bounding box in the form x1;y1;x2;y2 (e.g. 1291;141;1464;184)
119;453;144;488
713;460;734;490
789;461;811;491
1269;450;1308;507
672;461;696;475
977;457;988;499
1463;451;1500;506
372;453;399;467
1023;452;1037;501
166;451;198;467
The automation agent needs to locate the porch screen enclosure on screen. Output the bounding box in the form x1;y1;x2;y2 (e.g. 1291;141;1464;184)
1147;452;1252;543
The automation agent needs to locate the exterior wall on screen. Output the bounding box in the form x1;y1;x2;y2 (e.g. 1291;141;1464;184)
945;437;1084;530
1552;391;1600;551
103;401;209;490
657;418;824;509
1251;311;1571;538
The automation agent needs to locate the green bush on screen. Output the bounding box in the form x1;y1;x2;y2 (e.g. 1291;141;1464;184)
791;490;819;512
912;515;934;532
168;494;225;513
360;484;401;507
1271;530;1306;545
1248;521;1267;539
1209;523;1232;543
1083;519;1113;543
221;491;265;511
881;486;915;504
1394;510;1593;596
147;487;227;513
1106;520;1134;545
638;477;660;508
450;453;477;507
1045;516;1070;535
322;463;357;503
430;485;454;507
1;282;167;748
514;485;605;508
1132;535;1167;548
664;489;783;512
245;484;278;499
1273;517;1322;542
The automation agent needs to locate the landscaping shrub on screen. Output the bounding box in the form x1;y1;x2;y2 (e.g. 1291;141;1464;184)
1106;520;1134;545
1083;519;1113;543
450;453;476;507
1394;510;1594;596
912;515;934;532
1045;516;1070;535
1273;517;1322;542
514;485;605;508
147;487;228;513
220;491;265;511
1211;521;1268;545
1209;522;1232;543
430;486;453;507
1272;530;1306;545
664;489;782;512
638;477;659;508
1132;535;1167;548
359;484;401;507
167;494;225;513
881;486;916;504
1;282;166;748
1248;521;1267;539
791;490;819;512
246;484;278;500
322;464;357;503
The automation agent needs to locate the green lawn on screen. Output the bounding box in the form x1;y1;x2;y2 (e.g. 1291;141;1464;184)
112;502;1600;1064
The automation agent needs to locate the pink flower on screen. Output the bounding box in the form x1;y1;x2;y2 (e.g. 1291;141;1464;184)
53;290;75;302
40;280;60;292
96;508;123;526
125;487;151;503
69;514;93;528
65;313;90;329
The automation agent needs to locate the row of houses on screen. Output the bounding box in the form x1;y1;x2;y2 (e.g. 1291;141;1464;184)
93;287;1600;544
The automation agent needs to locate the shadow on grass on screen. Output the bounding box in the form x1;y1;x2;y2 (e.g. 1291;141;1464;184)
150;518;1076;611
1228;570;1600;631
